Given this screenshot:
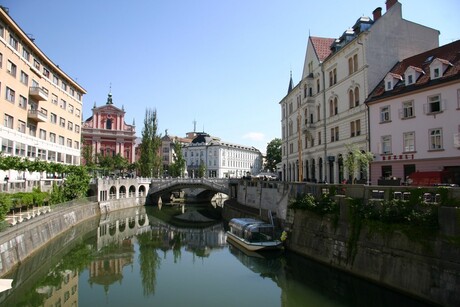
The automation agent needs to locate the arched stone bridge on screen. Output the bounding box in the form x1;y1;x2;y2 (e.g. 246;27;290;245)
147;178;230;204
90;177;232;205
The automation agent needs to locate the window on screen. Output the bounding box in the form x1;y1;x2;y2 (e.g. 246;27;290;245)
354;87;359;107
9;34;18;50
5;87;15;103
22;49;30;61
349;90;354;109
37;149;46;160
318;131;321;145
316;79;320;93
59;136;65;145
348;54;358;75
33;59;40;71
50;113;57;124
317;105;321;121
458;89;460;109
1;139;13;154
67;138;72;148
39;129;46;140
402;100;414;118
429;128;442;150
0;24;3;38
329;97;338;116
350;119;361;137
50;133;56;143
60;99;67;109
15;142;26;156
43;67;50;78
76;108;81;118
69;104;74;114
7;60;17;77
19;95;27;109
67;121;73;131
52;94;58;105
0;52;2;68
381;135;392;154
380;106;390;123
427;94;441;113
28;123;36;137
331;127;339;142
27;145;36;158
53;75;59;85
353;54;358;72
407;74;413;85
18;120;26;133
433;68;440;78
59;117;65;127
20;71;28;85
403;131;415;152
74;141;79;149
61;82;67;91
4;114;14;129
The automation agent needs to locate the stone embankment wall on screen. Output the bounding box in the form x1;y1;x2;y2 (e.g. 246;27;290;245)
0;197;146;277
287;203;460;307
233;180;460;306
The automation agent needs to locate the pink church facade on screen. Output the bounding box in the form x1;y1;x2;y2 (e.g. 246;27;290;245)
82;93;136;164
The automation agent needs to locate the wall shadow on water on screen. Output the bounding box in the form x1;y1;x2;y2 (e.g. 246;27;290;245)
282;251;437;307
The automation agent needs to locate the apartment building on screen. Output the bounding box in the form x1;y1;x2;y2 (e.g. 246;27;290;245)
366;40;460;185
82;92;136;164
280;0;439;183
183;132;262;178
160;131;193;175
0;7;86;180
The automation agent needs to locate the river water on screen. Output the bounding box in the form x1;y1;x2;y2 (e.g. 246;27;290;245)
0;204;433;307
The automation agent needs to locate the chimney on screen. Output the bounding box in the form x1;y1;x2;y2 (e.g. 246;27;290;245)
386;0;397;11
373;7;382;21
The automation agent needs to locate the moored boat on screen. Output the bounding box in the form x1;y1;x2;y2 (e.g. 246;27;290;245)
226;218;283;252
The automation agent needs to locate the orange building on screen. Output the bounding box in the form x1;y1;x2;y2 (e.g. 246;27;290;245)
82;92;136;163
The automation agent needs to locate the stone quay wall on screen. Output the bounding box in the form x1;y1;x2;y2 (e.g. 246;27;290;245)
0;197;146;277
287;204;460;306
233;180;460;306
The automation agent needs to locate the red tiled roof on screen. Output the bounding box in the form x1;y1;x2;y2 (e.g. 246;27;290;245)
367;40;460;103
310;36;335;62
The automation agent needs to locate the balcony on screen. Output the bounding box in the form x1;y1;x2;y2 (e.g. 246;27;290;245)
29;87;48;101
27;109;47;122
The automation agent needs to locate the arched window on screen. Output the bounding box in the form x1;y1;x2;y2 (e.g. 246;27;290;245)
329;99;334;117
349;90;354;109
334;97;338;115
354;87;360;107
106;119;112;130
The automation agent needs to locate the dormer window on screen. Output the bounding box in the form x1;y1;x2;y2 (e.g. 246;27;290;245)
404;66;424;86
384;73;402;91
429;58;453;80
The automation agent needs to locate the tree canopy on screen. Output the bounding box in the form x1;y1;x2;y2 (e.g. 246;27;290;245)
138;108;162;177
265;138;282;172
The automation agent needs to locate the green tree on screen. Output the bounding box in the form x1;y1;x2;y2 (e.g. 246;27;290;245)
62;166;91;200
113;154;129;175
344;144;373;183
139;108;162;177
265;138;282;172
198;160;206;178
81;143;95;168
169;142;186;177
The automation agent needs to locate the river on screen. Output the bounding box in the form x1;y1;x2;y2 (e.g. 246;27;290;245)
0;204;433;307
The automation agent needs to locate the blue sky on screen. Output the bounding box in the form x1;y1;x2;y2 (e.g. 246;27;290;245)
2;0;459;154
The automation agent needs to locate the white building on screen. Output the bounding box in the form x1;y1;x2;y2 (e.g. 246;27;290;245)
183;132;262;178
366;40;460;185
280;0;439;183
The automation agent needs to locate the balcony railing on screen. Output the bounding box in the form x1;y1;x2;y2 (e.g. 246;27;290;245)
27;109;47;122
29;87;48;101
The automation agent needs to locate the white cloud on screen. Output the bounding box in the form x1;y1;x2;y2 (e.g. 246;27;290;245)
242;132;265;141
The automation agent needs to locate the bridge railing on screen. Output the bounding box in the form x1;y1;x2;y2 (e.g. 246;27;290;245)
149;178;229;193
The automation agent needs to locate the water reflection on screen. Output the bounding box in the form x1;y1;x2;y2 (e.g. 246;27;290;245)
0;205;435;307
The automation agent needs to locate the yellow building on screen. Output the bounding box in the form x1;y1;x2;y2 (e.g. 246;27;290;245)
0;7;86;181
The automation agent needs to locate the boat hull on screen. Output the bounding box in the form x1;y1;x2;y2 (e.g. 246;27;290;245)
226;231;283;252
